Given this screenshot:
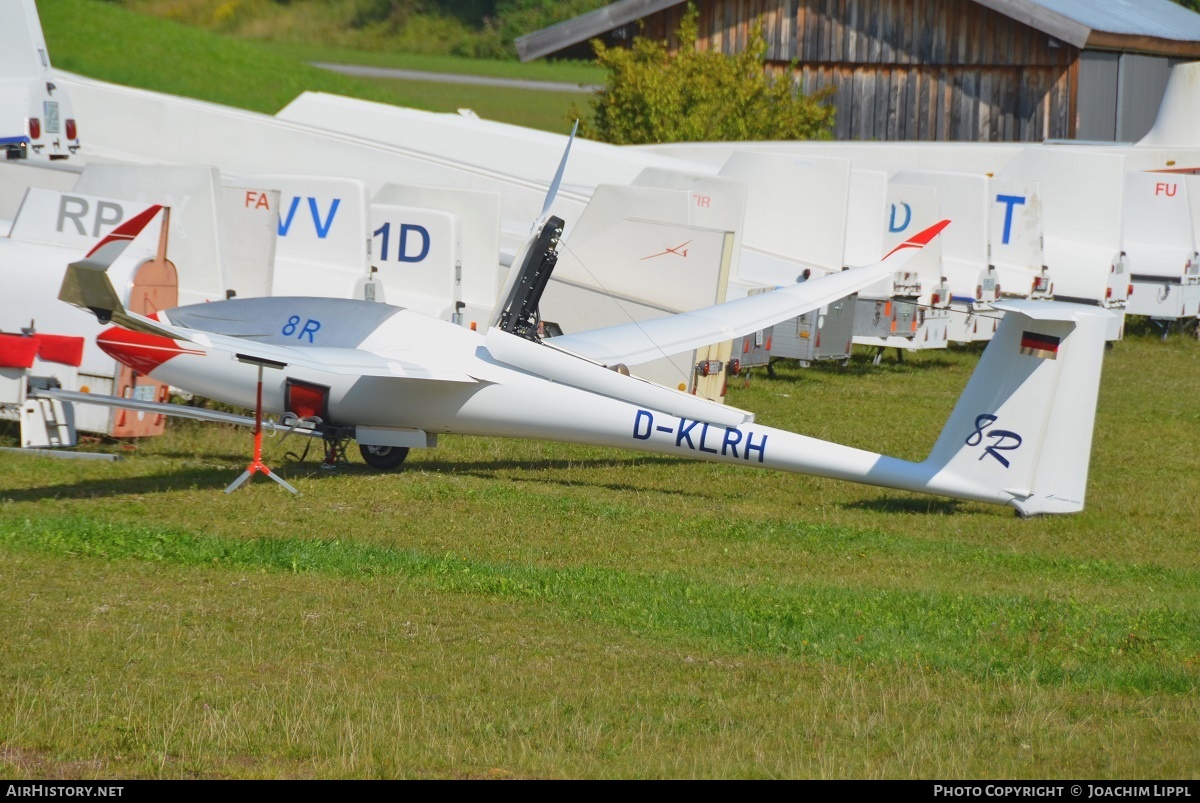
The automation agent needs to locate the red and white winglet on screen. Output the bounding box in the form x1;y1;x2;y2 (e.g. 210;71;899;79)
59;204;172;335
881;219;951;262
77;204;164;269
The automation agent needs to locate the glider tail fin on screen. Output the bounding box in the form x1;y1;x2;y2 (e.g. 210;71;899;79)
921;300;1112;516
59;204;165;325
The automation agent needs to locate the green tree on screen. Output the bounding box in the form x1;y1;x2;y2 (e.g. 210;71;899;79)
583;4;834;144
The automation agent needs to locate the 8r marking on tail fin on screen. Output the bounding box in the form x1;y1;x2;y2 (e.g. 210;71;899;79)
966;414;1023;468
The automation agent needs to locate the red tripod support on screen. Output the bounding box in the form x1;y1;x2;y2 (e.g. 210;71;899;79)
225;360;299;495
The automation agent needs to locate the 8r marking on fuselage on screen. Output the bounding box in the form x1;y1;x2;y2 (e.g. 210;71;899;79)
633;409;767;462
282;315;322;343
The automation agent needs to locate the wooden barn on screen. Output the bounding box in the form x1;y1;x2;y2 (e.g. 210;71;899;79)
515;0;1200;142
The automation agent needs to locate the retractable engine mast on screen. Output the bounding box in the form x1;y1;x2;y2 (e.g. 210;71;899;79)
495;216;564;341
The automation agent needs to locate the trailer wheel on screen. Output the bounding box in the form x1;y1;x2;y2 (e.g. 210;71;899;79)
358;444;410;470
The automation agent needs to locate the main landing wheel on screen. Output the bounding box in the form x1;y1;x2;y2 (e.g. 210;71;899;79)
358;443;410;470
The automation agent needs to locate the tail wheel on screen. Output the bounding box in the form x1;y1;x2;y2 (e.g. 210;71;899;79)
358;443;410;470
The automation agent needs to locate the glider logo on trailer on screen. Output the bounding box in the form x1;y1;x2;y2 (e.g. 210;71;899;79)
888;203;911;233
966;414;1022;468
56;194;126;237
641;241;692;261
278;196;341;239
373;221;431;264
994;194;1026;244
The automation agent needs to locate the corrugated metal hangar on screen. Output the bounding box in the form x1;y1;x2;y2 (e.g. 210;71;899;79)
516;0;1200;142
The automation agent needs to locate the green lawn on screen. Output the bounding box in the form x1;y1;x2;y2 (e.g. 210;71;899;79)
256;42;604;86
40;0;595;131
2;332;1198;778
7;0;1199;779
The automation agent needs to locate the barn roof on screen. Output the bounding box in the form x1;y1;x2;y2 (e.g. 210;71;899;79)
515;0;1200;61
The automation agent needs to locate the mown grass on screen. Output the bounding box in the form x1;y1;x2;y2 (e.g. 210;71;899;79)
3;514;1198;693
11;0;1200;778
256;42;604;86
1;332;1198;777
117;0;606;65
344;76;587;133
40;0;592;131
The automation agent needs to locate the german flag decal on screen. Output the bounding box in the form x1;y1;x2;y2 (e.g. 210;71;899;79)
1020;331;1060;359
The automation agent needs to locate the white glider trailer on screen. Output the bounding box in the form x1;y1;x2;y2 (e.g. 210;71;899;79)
1103;77;1200;336
0;188;173;443
843;171;951;356
243;170;744;397
276;94;871;373
0;165;280;442
711;152;860;369
1120;171;1200;335
992;148;1130;340
890;169;1050;344
639;141;1030;346
51;73;789;399
0;0;79;164
659;141;1132;336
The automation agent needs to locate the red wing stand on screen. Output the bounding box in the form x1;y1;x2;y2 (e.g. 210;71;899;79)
225;355;299;495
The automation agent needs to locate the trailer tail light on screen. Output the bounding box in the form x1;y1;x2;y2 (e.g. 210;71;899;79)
28;118;40;139
697;359;723;377
65;119;77;140
727;358;741;376
1127;284;1134;296
1106;287;1113;299
931;292;941;306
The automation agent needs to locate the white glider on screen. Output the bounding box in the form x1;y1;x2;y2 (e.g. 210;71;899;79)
57;204;1111;515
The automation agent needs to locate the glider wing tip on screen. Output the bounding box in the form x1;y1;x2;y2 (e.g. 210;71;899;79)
911;218;951;245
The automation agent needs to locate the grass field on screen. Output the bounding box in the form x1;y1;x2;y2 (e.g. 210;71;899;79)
6;0;1200;780
1;329;1198;778
39;0;595;132
254;42;605;86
